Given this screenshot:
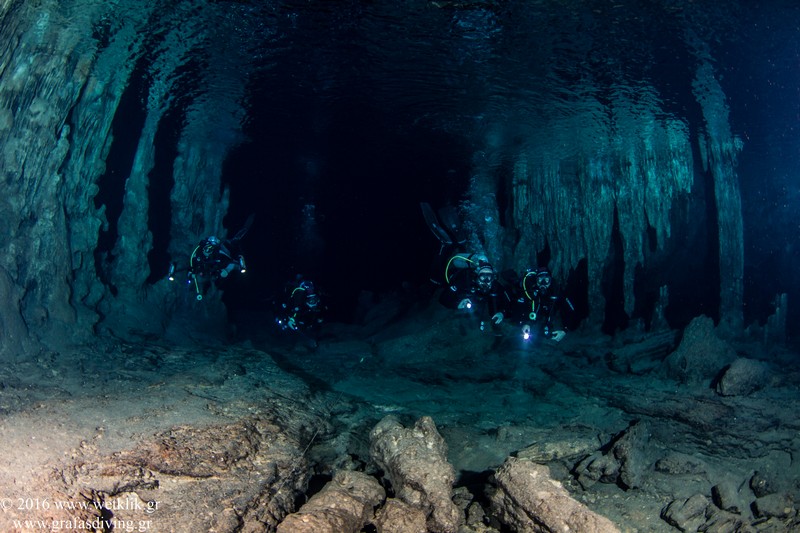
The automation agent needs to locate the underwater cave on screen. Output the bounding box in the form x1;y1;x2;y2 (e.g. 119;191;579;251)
0;1;799;531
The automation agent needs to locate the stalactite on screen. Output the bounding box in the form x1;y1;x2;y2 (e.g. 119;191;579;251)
506;106;693;329
106;103;161;292
0;0;234;344
107;1;216;297
510;153;529;267
461;150;505;265
510;152;547;272
64;16;147;325
96;8;223;333
511;150;609;324
613;114;694;318
692;60;744;334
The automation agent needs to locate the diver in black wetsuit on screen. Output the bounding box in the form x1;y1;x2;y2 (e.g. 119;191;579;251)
275;279;325;333
187;235;246;297
167;214;253;301
421;202;512;332
510;267;567;342
439;253;511;332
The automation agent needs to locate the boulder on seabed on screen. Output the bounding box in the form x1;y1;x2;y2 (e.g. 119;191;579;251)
373;498;428;533
662;315;736;385
491;457;620;533
370;415;463;533
661;493;710;532
573;420;650;491
277;470;385;533
714;357;770;396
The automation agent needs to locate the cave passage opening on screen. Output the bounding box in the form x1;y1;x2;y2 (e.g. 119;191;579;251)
220;98;474;323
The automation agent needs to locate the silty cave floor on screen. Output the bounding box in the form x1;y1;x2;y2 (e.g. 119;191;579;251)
0;295;799;532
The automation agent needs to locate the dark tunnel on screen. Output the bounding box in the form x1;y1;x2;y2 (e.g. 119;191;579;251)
220;98;475;322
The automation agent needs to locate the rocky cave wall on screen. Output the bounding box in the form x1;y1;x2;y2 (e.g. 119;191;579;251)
0;0;246;358
0;0;123;359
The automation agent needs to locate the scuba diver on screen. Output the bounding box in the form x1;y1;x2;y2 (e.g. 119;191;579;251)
421;202;511;331
275;278;326;334
510;267;568;342
439;253;511;333
168;214;253;301
420;202;467;286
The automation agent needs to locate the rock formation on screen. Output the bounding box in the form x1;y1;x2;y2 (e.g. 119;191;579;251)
51;416;309;531
662;315;736;385
373;498;430;533
573;420;650;491
277;470;385;533
0;0;250;355
491;457;621;533
369;415;464;533
715;357;770;397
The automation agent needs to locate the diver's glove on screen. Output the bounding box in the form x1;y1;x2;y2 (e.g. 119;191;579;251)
288;317;297;330
551;330;566;342
522;324;532;340
457;298;472;310
491;312;504;324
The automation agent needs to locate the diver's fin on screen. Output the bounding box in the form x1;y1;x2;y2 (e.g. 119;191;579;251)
420;202;453;245
436;205;466;245
232;213;255;242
